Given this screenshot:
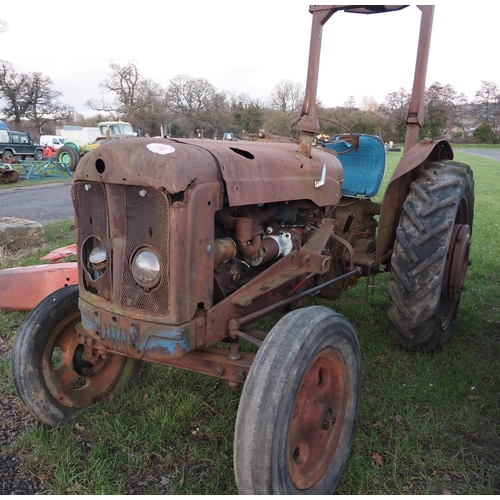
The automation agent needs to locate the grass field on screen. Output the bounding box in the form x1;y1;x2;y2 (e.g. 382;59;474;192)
0;147;499;494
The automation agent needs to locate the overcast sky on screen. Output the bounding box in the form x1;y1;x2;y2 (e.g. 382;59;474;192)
1;1;499;115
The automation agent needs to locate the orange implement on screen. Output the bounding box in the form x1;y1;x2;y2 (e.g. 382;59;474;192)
42;244;77;262
0;262;78;311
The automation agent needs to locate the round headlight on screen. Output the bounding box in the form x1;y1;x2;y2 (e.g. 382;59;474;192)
89;241;107;265
132;248;161;289
83;236;107;277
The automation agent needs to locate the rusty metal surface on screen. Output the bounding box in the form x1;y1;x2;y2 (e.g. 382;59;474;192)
404;6;434;151
75;138;343;209
206;220;336;345
74;137;221;196
78;298;200;359
175;139;343;208
376;139;454;262
75;306;254;383
73;178;220;326
288;347;347;490
442;224;471;303
0;263;78;311
43;308;127;408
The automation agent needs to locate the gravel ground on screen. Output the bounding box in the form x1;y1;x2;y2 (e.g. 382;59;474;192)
0;453;41;495
0;335;43;494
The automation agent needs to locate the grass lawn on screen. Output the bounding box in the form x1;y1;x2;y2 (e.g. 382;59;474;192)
0;147;499;494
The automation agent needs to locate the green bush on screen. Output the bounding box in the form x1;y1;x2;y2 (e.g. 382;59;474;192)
473;123;497;143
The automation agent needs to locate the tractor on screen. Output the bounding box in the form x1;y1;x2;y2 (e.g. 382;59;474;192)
56;121;136;171
11;5;474;494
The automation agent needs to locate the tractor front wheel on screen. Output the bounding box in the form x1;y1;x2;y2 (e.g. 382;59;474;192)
234;306;361;494
388;160;474;351
11;285;143;426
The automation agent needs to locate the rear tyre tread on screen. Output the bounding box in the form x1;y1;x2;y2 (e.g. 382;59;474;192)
388;160;474;351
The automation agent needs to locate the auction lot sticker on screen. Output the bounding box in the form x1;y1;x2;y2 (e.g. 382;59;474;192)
147;143;175;155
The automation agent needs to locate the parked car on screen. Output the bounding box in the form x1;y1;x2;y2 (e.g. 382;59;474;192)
0;129;43;161
39;135;67;150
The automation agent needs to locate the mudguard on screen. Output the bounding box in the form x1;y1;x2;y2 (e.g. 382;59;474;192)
377;138;454;262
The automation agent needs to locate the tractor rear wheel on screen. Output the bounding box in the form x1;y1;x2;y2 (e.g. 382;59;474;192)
388;160;474;351
234;306;361;494
11;285;143;426
57;145;81;171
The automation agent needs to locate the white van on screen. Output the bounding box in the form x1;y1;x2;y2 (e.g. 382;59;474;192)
39;135;66;149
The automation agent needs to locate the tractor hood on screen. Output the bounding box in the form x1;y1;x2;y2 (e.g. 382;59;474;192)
75;137;343;207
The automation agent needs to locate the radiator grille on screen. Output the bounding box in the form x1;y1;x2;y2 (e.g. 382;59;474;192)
120;186;170;315
71;182;112;300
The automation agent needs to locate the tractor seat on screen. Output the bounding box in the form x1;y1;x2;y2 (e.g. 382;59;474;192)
325;134;386;198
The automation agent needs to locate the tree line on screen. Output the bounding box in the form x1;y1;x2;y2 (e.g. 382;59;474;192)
1;58;499;144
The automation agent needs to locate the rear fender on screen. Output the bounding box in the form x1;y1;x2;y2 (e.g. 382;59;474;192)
376;139;453;262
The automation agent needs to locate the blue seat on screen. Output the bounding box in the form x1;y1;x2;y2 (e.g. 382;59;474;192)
325;134;386;198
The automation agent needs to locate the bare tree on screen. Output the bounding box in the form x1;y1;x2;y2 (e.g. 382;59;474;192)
0;60;29;128
166;75;216;138
133;78;167;136
270;79;304;114
454;92;472;141
84;97;121;119
379;88;411;141
360;95;378;112
343;96;358;110
87;60;140;121
474;80;500;130
0;60;73;132
23;72;74;134
204;91;232;139
380;88;410;112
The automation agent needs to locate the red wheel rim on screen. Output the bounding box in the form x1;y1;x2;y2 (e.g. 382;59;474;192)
287;347;347;490
42;310;126;408
441;224;471;329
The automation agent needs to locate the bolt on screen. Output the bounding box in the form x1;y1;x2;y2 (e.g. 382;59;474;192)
323;409;336;430
235;371;246;382
214;366;225;377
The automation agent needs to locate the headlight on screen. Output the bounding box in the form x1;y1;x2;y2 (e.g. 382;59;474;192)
83;236;107;278
132;248;161;289
89;241;107;265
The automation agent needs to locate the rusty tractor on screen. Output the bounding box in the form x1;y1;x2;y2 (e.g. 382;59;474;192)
11;6;474;494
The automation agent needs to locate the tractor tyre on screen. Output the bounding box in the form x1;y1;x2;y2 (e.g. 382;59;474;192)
57;145;81;171
234;306;361;494
388;160;474;352
11;285;144;426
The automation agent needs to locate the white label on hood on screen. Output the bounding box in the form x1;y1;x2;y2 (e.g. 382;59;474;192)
147;143;175;155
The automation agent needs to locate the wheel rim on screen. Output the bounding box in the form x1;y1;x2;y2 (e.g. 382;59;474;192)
440;224;471;330
42;310;126;408
287;347;347;490
59;152;71;165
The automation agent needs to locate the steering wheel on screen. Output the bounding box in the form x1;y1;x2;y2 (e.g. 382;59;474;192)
289;116;359;153
317;117;359;154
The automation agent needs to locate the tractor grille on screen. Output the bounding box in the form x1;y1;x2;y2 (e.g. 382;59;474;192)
120;186;170;315
72;181;170;316
72;182;112;300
